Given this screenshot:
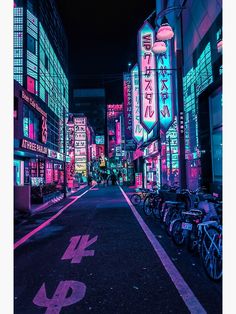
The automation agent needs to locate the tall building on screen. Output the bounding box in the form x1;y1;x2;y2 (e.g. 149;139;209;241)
122;0;222;193
14;0;69;211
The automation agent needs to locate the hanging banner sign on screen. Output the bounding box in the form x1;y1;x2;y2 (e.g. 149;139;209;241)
157;41;174;131
116;121;121;145
138;21;158;132
131;64;143;143
123;73;133;140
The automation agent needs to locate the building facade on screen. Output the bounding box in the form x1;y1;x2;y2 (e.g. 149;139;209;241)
123;0;222;193
14;0;69;209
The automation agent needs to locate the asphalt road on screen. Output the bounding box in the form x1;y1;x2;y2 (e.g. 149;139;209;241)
14;185;222;314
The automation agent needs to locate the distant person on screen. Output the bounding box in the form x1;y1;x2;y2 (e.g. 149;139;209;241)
111;173;117;186
102;172;108;187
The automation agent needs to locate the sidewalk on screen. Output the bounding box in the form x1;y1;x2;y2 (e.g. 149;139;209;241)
14;184;88;225
30;184;87;214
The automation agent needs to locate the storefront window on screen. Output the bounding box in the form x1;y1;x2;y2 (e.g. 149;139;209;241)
14;160;24;185
23;104;40;141
46;161;53;184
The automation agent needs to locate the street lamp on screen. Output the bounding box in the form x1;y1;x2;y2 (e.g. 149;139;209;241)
127;62;132;72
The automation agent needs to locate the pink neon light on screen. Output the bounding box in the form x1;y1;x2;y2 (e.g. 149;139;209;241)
27;76;35;94
29;123;34;139
116;121;121;145
131;65;143;143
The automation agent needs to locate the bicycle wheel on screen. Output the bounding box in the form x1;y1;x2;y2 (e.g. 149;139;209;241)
186;225;198;253
171;220;185;246
164;209;173;236
130;194;141;206
152;196;162;220
201;226;222;281
143;195;153;216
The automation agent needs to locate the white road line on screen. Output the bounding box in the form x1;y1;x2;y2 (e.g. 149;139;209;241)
14;185;96;250
119;186;207;314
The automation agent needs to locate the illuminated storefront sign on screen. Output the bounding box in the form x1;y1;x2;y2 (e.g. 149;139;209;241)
135;173;143;188
21;90;48;144
48;149;64;161
95;136;105;145
21;90;47;117
21;139;48;154
116;121;121;145
123;73;132;139
67;125;75;183
157;41;174;131
138;21;158;132
74;117;87;178
91;144;97;159
166;118;179;181
131;64;143;143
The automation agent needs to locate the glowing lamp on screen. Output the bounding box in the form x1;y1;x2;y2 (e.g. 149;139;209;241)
156;17;174;41
217;40;222;53
152;41;167;54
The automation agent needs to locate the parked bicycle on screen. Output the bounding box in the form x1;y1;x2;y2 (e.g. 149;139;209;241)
130;188;151;206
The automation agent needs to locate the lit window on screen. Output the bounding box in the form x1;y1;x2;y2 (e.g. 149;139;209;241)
27;75;35;94
27;34;36;54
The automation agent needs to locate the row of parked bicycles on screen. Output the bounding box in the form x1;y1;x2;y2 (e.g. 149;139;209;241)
130;183;222;281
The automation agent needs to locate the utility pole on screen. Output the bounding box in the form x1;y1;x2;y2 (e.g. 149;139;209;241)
63;107;67;198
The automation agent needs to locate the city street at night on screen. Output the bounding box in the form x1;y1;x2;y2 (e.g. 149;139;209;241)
3;0;226;312
15;184;221;313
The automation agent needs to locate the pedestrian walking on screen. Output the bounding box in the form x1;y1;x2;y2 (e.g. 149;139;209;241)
111;173;117;186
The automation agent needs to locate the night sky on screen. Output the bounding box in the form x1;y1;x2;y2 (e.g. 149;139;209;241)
56;0;155;103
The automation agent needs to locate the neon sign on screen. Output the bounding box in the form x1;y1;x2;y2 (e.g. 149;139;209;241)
21;90;47;117
74;117;87;178
21;139;47;154
123;73;132;139
138;21;158;132
157;41;174;131
95;136;104;145
131;64;143;143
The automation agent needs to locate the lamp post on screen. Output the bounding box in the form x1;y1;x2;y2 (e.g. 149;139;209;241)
63;107;67;198
151;5;187;189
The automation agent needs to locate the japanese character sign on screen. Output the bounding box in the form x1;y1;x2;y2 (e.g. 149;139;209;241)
131;64;143;143
138;21;158;132
123;73;133;139
157;41;174;131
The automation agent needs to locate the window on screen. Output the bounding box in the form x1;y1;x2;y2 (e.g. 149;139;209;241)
23;104;40;141
27;75;35;94
27;34;36;54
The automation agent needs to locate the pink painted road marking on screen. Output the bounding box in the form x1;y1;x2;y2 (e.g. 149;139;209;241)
14;185;96;250
119;186;207;314
33;280;86;313
61;235;98;264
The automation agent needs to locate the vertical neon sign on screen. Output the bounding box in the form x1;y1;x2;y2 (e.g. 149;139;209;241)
157;41;174;131
138;21;158;132
131;64;143;143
